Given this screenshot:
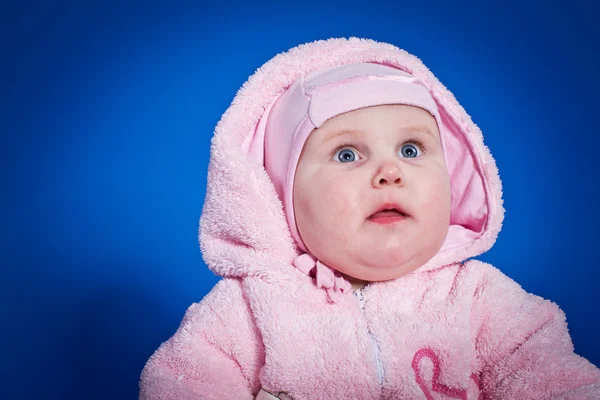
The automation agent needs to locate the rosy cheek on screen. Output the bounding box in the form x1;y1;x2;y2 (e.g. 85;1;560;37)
417;168;448;202
425;177;451;221
298;168;360;228
321;181;354;214
297;181;334;220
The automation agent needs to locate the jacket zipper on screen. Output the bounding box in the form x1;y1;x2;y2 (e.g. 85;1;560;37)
354;288;385;390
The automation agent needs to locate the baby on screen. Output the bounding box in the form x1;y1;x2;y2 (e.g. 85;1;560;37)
139;38;600;399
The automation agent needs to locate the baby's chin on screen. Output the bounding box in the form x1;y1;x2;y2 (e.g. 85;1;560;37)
306;234;445;282
348;265;419;282
331;258;421;283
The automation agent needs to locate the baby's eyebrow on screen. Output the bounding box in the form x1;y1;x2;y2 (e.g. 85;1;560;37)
323;125;436;143
402;125;437;139
323;129;362;143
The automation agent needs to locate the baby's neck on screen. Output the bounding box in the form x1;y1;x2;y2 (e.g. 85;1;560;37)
343;274;368;291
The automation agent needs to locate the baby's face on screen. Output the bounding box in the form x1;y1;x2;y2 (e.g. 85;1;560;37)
293;104;451;282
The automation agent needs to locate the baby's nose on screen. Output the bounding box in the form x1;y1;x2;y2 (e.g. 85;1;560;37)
373;162;403;187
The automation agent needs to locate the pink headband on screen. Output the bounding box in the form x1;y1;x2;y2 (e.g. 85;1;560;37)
263;63;447;253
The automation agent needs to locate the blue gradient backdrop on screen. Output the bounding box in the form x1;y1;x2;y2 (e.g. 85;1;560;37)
2;1;599;398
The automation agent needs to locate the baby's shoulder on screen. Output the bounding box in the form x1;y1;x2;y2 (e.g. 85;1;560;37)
458;259;515;286
459;259;554;309
461;259;527;288
436;260;536;303
181;278;249;326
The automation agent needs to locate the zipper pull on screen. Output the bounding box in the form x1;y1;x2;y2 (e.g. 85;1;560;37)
354;288;366;309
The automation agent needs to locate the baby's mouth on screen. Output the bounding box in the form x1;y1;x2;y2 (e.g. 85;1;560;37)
370;209;406;218
368;206;409;224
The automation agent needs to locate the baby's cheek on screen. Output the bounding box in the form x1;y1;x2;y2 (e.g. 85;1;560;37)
320;183;357;219
422;175;451;218
424;187;448;210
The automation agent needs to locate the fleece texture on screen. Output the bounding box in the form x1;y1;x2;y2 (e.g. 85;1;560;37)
139;37;600;399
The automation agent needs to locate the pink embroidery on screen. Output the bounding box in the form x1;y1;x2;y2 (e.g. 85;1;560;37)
412;348;481;400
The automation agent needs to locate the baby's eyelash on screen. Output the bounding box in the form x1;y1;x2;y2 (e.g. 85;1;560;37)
331;142;359;156
330;137;428;158
403;137;427;154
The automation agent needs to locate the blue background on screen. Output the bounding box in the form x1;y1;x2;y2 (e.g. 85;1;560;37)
2;1;599;398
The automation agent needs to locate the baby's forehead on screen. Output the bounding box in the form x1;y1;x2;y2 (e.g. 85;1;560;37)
315;104;439;139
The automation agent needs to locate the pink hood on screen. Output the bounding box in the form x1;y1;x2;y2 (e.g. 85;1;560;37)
199;37;504;283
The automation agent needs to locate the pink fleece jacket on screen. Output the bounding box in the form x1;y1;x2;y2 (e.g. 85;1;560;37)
138;38;600;399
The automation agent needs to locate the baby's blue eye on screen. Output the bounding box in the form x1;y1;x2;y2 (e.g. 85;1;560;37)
399;143;422;158
334;148;357;163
